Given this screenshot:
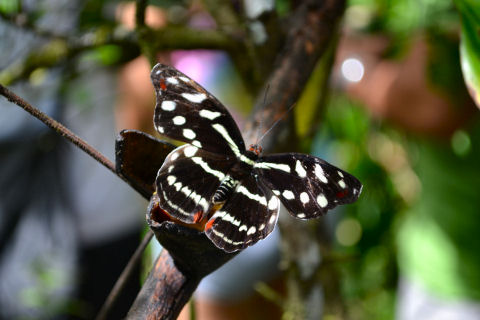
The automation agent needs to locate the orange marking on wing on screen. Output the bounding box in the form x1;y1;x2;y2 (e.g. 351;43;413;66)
205;218;215;231
160;78;167;90
193;211;203;223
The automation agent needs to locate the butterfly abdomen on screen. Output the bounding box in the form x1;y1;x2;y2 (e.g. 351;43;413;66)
213;175;237;203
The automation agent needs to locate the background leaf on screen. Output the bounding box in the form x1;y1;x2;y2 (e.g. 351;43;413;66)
455;0;480;108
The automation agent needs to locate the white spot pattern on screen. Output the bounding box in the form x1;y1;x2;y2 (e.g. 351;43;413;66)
212;123;241;156
295;160;307;178
316;194;328;208
183;146;198;157
182;92;207;103
161;101;176;111
161;190;190;218
170;152;179;161
237;185;267;206
314;164;328;183
173;115;186;125
255;162;291;173
199;109;222;120
282;190;295;200
166;77;179;84
221;213;241;226
239;154;255;166
174;182;182;192
192;140;202;148
191;157;225;181
269;214;277;224
183;128;196;139
268;197;279;210
167;175;176;185
180;185;209;212
300;192;309;204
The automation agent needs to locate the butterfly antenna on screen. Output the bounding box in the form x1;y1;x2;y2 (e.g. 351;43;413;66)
254;84;271;144
257;102;297;144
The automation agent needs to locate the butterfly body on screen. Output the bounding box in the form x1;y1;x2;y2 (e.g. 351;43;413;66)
151;63;362;252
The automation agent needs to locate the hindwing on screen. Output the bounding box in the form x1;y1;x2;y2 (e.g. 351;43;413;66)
156;144;235;223
254;153;362;219
205;177;280;252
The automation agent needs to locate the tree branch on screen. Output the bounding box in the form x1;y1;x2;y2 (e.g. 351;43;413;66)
0;24;234;85
126;249;200;320
244;0;346;151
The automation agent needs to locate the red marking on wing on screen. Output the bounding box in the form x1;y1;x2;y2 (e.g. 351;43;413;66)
336;190;348;199
205;218;215;231
150;203;172;223
193;211;203;223
160;78;167;90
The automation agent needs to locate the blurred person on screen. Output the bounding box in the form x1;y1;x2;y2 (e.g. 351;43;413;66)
337;34;480;319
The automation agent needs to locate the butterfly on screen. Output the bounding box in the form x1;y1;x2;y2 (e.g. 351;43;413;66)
151;63;362;252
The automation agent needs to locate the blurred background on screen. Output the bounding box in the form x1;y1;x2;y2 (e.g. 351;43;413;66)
0;0;479;319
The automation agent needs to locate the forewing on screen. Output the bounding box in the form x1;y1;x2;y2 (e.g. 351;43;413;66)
151;63;246;157
254;153;362;219
156;144;235;223
205;177;280;252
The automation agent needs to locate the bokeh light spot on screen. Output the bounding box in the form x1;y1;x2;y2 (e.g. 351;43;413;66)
336;218;362;246
341;58;364;83
451;130;471;156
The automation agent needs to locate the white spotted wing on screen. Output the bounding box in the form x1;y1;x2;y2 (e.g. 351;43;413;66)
151;63;246;157
254;154;362;219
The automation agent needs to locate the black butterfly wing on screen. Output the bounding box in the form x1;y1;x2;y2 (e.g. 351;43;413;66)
151;63;246;157
254;153;362;219
156;144;236;223
205;177;280;252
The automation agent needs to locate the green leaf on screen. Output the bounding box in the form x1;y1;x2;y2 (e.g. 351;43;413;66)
0;0;19;14
455;0;480;108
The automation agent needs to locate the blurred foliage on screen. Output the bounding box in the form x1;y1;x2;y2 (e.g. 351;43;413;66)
0;0;19;14
454;0;480;107
292;0;476;318
312;95;402;319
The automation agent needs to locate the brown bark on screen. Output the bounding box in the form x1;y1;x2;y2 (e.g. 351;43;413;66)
126;250;200;320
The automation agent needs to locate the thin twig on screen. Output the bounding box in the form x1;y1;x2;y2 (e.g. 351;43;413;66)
96;230;154;320
135;0;148;28
0;84;118;175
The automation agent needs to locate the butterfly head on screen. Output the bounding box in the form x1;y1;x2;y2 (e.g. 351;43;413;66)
248;144;263;156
